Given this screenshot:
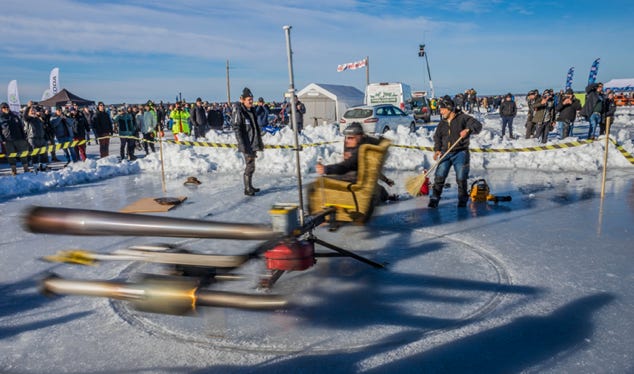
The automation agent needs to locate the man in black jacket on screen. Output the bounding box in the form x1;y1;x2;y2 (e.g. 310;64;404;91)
190;97;207;138
601;91;617;136
232;87;264;196
555;89;582;139
91;102;114;158
499;93;517;139
429;96;482;208
0;102;30;174
581;82;604;140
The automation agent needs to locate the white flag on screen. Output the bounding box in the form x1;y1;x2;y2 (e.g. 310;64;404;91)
50;67;60;96
7;80;21;113
337;58;367;72
41;89;52;100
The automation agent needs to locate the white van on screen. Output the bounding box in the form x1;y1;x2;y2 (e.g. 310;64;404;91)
365;82;412;111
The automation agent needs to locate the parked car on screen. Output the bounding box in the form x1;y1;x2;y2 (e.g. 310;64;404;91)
411;96;432;123
339;104;416;134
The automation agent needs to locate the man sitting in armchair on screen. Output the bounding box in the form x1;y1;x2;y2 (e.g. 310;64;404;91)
316;122;395;202
310;122;395;223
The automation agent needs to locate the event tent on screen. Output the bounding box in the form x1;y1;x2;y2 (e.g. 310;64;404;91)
38;88;95;107
297;83;364;126
603;78;634;92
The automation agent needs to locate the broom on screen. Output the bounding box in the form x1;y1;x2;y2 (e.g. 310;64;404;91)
406;133;466;197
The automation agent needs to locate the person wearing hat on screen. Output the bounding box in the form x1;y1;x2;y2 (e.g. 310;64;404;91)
113;106;137;161
601;90;616;136
141;102;157;155
532;89;556;144
91;101;114;158
190;97;207;138
169;101;190;141
524;89;540;139
0;102;30;174
68;107;91;161
255;97;270;129
499;93;517;139
316;122;395;201
232;87;264;196
428;95;482;208
555;88;582;139
23;105;49;172
50;107;78;164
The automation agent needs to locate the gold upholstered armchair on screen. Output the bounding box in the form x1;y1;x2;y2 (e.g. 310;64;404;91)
308;138;391;223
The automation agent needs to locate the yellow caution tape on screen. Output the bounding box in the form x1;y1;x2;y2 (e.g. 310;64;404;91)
0;139;87;159
3;135;632;165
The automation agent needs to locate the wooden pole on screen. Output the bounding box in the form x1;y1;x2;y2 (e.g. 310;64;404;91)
600;117;612;198
159;130;166;193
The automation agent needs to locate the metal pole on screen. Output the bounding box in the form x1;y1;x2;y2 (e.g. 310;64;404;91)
226;60;231;104
365;56;370;87
283;25;305;226
25;206;279;240
424;52;435;99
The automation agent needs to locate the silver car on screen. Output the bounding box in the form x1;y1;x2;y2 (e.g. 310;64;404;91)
339;104;416;134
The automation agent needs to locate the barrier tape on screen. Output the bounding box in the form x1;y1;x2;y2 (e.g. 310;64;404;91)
2;135;632;165
0;139;87;158
610;138;634;165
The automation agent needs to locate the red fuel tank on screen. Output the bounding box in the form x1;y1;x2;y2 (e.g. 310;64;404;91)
264;240;315;271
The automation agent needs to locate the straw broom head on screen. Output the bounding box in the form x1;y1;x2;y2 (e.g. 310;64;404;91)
405;173;426;197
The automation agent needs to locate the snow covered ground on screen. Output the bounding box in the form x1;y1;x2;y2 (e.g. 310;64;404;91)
1;107;633;373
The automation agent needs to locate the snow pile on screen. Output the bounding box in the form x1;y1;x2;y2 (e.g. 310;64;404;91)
1;108;632;200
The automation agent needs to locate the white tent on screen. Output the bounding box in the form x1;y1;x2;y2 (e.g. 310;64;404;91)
297;83;364;126
603;78;634;92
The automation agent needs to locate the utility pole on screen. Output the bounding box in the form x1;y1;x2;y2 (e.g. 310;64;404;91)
226;60;231;104
418;44;435;98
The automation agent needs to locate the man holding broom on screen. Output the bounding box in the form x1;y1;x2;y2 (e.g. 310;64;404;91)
428;95;482;208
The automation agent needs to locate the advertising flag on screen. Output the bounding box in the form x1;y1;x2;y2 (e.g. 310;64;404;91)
587;58;600;85
50;67;60;96
7;80;21;113
337;58;367;72
565;67;574;90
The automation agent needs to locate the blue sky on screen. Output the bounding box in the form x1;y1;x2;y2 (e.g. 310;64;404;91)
2;0;633;104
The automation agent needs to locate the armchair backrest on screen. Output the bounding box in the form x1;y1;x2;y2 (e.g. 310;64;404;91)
354;138;391;190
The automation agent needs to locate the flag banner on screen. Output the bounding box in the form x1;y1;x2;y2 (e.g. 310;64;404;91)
50;67;60;96
565;67;574;90
337;58;367;72
41;89;52;100
7;80;21;113
587;58;600;85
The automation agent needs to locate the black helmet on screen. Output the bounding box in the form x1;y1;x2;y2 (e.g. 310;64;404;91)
343;122;364;135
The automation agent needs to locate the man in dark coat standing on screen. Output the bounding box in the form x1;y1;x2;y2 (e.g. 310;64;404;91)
0;102;30;174
92;102;114;158
190;97;207;138
498;93;517;139
232;87;264;196
581;82;604;140
255;97;270;128
555;88;582;139
428;96;482;208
